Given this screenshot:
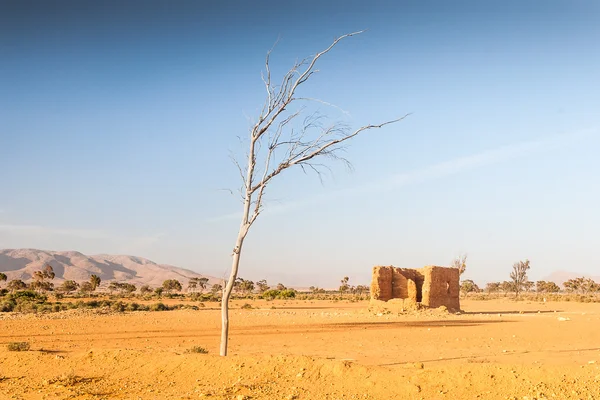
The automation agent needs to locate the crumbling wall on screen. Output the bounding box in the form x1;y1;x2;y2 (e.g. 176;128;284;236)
420;266;460;311
390;268;409;299
370;266;393;301
370;265;460;311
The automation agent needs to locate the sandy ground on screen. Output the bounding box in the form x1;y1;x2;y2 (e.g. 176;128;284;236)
1;298;600;399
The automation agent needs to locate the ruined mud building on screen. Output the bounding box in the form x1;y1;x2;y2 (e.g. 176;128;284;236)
370;266;460;311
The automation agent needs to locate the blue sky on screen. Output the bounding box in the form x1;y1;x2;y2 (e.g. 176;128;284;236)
1;0;599;287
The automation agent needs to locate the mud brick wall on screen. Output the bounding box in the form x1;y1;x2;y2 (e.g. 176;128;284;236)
391;268;409;299
371;265;459;311
420;266;460;310
395;268;424;302
370;266;393;301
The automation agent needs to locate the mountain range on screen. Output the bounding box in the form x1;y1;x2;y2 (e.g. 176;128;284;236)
542;270;600;286
0;249;220;288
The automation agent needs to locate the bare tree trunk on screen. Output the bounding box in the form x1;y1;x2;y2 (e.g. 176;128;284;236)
221;141;255;356
220;236;243;356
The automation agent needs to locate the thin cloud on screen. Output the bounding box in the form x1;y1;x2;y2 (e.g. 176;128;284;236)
208;128;596;222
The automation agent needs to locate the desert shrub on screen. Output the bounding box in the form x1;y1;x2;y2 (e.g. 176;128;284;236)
7;342;30;352
111;301;126;312
10;290;46;302
0;300;15;312
261;289;295;300
188;292;212;302
186;346;208;354
149;302;168;311
126;302;140;311
13;300;39;313
241;303;253;309
261;289;279;300
279;289;296;299
73;300;86;309
34;304;55;313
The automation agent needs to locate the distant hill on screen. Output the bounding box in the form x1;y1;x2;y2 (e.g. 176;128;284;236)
0;249;220;288
543;270;600;286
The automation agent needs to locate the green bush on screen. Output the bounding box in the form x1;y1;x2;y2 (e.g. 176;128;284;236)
10;290;47;302
262;289;296;300
279;289;296;299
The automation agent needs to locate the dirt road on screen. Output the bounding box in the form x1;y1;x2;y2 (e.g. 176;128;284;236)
1;298;599;399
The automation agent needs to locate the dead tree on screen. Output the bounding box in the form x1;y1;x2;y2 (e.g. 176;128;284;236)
220;31;408;356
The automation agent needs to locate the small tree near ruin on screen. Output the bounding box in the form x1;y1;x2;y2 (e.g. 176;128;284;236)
460;279;480;297
0;273;7;288
219;31;407;356
509;259;530;298
451;254;467;278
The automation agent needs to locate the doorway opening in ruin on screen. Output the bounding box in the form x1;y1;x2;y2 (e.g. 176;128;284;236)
446;282;450;295
415;279;423;303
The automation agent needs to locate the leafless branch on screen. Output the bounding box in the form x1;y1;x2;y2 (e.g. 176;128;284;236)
250;113;411;194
